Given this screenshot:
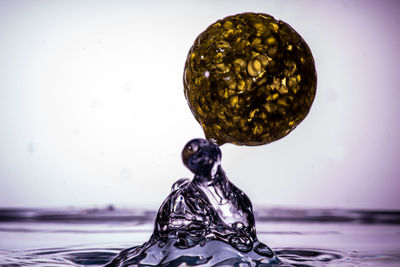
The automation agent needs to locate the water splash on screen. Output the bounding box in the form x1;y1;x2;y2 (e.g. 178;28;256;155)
106;138;280;266
0;207;399;266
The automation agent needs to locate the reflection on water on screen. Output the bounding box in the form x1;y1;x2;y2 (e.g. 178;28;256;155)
0;207;399;266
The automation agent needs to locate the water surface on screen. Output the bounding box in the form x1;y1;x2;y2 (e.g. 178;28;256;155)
0;207;399;266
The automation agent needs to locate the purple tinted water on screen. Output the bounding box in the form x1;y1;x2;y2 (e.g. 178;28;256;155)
0;208;399;266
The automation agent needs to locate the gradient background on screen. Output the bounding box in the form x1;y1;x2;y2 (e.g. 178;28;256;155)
0;0;399;210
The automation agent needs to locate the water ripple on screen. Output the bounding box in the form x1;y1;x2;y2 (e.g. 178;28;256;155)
0;208;399;224
3;246;399;267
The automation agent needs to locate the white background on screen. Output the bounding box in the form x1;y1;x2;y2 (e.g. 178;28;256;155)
0;0;399;210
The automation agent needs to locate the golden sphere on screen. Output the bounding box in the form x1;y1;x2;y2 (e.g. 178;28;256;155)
183;13;317;146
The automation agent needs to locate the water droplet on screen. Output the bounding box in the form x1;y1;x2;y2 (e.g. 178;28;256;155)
91;100;103;109
119;169;131;180
123;82;132;91
27;142;35;153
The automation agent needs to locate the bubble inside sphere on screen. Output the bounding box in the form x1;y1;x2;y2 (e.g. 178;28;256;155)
184;13;317;146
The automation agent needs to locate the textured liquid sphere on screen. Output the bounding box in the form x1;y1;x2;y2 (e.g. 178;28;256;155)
184;13;317;146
